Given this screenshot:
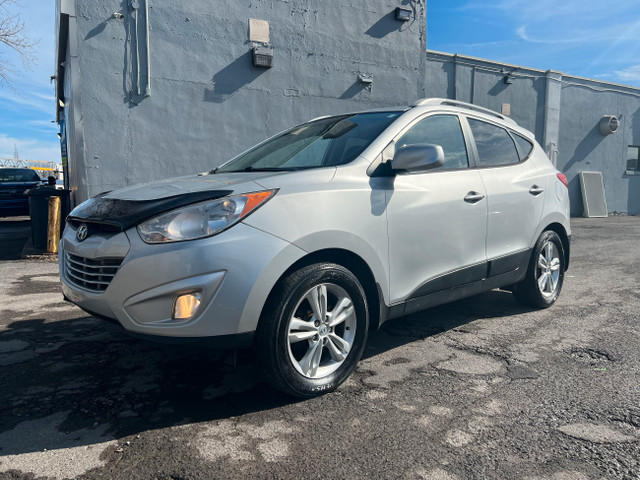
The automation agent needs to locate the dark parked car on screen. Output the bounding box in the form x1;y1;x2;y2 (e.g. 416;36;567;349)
0;168;42;217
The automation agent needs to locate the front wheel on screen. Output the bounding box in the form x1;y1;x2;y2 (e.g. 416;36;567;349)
513;230;565;308
255;263;369;397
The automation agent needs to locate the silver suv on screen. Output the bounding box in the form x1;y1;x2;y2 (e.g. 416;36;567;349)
60;98;571;397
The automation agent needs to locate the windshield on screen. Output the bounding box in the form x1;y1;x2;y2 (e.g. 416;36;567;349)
216;111;402;173
0;169;41;182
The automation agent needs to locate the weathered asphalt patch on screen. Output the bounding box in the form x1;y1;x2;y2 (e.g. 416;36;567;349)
415;468;459;480
445;429;473;447
0;412;116;478
0;339;29;353
190;419;297;464
435;349;504;375
506;363;540;380
557;423;637;443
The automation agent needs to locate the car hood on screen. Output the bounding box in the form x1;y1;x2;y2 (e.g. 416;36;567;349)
67;171;283;231
102;171;278;201
0;181;40;190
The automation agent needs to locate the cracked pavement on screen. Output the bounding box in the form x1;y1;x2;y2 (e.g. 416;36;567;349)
0;217;639;479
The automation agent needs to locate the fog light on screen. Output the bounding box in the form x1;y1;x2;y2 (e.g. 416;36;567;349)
172;293;201;320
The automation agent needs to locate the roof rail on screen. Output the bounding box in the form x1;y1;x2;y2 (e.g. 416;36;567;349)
412;98;517;126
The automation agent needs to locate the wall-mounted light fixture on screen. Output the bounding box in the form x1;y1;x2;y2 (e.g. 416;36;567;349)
395;7;412;21
253;45;274;68
358;73;373;85
249;19;273;68
504;72;515;84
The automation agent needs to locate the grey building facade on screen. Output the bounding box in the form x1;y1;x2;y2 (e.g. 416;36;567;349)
425;51;640;215
55;0;640;214
55;0;427;204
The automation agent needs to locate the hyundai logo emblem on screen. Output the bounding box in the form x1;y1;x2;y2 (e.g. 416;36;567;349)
76;224;89;242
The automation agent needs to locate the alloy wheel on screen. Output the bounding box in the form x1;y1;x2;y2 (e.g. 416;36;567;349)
536;240;561;298
286;283;357;379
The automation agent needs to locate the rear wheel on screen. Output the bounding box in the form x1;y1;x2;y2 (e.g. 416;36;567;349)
255;263;369;397
514;230;565;308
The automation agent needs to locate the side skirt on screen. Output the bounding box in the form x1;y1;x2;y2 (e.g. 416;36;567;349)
381;248;531;323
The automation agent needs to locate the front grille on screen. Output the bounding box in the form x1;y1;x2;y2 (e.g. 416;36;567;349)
66;219;122;234
65;253;123;292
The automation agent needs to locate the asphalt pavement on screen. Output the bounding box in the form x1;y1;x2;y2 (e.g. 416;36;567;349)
0;217;638;479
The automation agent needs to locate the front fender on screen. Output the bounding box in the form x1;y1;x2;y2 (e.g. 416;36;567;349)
292;230;390;305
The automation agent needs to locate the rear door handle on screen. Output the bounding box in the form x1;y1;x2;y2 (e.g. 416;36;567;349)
529;185;544;196
464;191;485;204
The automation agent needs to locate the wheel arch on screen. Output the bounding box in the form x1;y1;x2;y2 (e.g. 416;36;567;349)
259;248;385;332
543;222;570;271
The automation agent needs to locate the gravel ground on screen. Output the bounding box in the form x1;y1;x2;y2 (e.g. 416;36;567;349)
0;217;638;480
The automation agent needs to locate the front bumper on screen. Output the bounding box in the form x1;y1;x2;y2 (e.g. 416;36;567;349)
60;221;305;339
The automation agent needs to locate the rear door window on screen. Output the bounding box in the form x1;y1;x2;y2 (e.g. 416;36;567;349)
468;118;520;167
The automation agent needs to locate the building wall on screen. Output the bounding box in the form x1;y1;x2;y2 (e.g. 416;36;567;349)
558;81;640;214
57;2;640;214
425;51;640;215
60;0;427;202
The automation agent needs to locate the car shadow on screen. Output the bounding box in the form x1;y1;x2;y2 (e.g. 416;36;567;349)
365;289;534;360
0;289;531;457
0;314;296;456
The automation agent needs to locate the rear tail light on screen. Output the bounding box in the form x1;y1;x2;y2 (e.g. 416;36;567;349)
556;173;568;188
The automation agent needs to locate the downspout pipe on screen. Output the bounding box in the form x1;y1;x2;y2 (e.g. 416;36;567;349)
470;66;476;104
144;0;151;97
132;1;140;95
453;54;457;100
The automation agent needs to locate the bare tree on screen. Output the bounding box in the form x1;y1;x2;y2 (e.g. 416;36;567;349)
0;0;35;87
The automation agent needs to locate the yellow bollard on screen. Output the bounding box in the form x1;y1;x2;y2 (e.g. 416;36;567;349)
47;196;62;254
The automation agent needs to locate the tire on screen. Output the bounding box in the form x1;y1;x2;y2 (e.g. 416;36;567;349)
513;230;565;308
255;263;369;398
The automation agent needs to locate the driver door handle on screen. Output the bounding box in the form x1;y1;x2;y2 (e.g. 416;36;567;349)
529;185;544;196
464;191;485;204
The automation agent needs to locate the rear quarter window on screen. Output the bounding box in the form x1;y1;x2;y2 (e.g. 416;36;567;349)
513;133;534;160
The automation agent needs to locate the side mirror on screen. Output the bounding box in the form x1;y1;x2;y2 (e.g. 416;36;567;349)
391;144;444;173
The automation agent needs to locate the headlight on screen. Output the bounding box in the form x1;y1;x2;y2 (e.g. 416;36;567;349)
137;190;276;243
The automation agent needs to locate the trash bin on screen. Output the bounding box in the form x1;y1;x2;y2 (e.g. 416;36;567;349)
27;188;71;251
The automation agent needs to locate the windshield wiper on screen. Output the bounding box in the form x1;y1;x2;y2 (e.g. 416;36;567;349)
221;166;312;173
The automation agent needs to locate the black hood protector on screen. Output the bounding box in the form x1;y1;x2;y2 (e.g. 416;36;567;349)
67;190;233;231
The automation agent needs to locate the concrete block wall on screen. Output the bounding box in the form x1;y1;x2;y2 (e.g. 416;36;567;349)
61;0;427;202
